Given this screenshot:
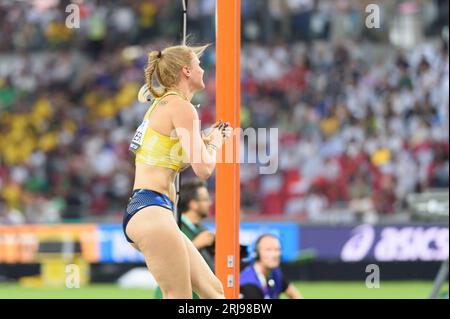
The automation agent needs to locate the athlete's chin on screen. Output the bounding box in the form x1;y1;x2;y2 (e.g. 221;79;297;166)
192;83;205;92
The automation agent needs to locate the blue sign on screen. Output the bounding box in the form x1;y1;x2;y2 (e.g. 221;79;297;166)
98;224;144;263
300;224;449;262
97;222;300;263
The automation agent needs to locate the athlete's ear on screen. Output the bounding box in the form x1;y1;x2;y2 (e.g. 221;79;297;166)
182;65;191;77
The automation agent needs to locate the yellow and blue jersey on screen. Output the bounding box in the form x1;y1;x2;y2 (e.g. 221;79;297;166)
129;91;188;171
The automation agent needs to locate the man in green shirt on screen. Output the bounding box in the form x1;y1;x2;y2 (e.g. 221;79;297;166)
154;179;215;299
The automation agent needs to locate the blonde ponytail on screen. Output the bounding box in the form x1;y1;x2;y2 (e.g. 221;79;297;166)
144;50;168;100
140;44;210;102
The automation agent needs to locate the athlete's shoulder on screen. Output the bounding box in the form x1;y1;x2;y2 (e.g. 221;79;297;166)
167;98;198;119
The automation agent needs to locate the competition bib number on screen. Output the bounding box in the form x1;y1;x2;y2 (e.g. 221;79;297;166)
129;119;149;153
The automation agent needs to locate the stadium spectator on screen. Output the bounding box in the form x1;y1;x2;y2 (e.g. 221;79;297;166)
240;234;302;299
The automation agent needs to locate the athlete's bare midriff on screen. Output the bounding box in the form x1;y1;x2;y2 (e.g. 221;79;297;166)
133;162;178;203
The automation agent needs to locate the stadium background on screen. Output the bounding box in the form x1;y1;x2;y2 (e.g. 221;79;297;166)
0;0;448;298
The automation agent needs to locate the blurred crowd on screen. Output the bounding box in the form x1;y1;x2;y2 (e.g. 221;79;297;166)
0;0;181;54
0;0;448;224
240;39;448;222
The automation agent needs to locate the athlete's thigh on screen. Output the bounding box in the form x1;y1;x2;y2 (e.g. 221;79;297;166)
126;207;191;292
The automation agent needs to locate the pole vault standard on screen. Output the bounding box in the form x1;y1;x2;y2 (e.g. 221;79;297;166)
174;0;189;229
215;0;241;299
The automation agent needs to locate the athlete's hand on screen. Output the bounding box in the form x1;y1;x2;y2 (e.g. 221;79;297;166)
203;121;224;148
221;122;233;140
202;121;222;144
203;121;233;148
193;231;215;249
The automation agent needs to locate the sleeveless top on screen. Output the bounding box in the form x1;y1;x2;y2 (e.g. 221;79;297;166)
129;91;188;171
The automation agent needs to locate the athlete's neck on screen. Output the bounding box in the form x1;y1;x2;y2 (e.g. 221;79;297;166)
170;83;194;102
